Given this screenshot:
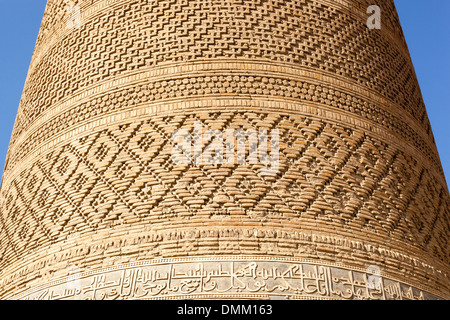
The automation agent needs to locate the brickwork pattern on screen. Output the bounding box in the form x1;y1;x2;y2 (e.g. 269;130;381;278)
0;0;449;299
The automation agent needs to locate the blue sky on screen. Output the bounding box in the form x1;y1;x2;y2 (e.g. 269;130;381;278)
0;0;449;184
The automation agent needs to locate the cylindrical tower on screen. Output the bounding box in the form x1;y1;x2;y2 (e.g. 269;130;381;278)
0;0;448;300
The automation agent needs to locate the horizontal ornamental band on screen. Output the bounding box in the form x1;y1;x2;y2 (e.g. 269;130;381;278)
16;256;443;300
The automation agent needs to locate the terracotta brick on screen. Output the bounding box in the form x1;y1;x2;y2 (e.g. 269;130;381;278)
0;0;448;300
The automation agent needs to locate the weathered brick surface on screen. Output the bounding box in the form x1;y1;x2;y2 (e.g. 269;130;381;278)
0;0;448;300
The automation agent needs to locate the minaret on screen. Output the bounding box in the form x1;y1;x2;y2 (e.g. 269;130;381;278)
0;0;448;300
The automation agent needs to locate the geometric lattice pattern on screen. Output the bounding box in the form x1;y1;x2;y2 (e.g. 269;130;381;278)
0;0;448;299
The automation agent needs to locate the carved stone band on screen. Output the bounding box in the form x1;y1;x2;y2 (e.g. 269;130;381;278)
15;256;442;300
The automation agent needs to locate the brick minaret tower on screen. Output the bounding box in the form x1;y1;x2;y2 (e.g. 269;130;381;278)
0;0;448;299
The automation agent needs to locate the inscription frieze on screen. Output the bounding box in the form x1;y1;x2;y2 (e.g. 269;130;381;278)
17;259;441;300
